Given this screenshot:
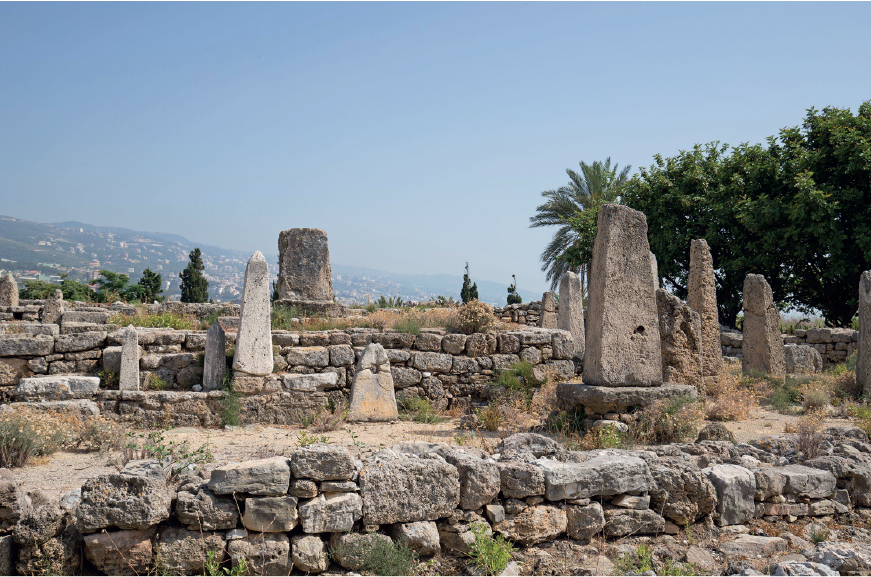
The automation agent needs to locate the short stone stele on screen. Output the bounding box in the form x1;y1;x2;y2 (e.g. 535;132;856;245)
538;291;558;329
275;228;345;317
233;251;273;377
0;273;18;307
347;343;398;422
742;273;785;377
557;271;585;360
120;325;140;391
203;322;227;391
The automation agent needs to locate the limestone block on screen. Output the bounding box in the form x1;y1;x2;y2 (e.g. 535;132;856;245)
444;450;500;510
227;533;290;576
359;457;460;525
604;508;665;537
233;252;273;376
558;271;585;360
277;228;335;303
282;372;338;392
784;344;822;374
720;534;787;558
392;366;422;386
84;528;155;575
208;457;290;496
175;489;238;530
14;375;100;401
0;334;54;357
583;204;662;386
286;346;329;367
42;290;64;324
76;474;172;531
242;495;298;532
742;274;785;377
497;462;546;498
532;454;654;501
120;325;140;391
687;239;723;377
0;273;18;307
62;310;110;324
347;342;397;422
538;292;558;329
0;358;32;385
291;534;327;572
557;382;697;415
411;351;453;372
443;334;468;354
298;492;362;533
329;344;355;366
648;456;717;524
702;464;756;526
392;521;440;556
203;322;226;391
492;504;566;545
291;444;355;481
656;289;702;389
566;502;605;541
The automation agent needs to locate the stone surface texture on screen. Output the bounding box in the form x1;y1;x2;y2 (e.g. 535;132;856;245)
0;274;18;307
359;457;460;525
120;325;140;391
784;344;823;374
233;251;273;376
557;271;585;360
538;292;558;329
742;273;785;377
556;382;697;415
859;271;871;393
583;204;662;387
703;464;756;526
687;239;723;377
276;228;343;316
76;474;172;531
347;342;398;422
203;322;226;390
656;289;702;389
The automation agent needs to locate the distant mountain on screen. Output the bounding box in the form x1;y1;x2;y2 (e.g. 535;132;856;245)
0;215;539;306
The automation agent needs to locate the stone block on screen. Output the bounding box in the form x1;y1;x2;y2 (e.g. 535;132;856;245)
359;457;460;525
557;382;697;415
532;453;654;501
208;457;290;496
242;495;298;532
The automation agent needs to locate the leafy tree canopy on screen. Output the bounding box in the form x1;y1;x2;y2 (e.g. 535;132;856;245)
622;101;871;327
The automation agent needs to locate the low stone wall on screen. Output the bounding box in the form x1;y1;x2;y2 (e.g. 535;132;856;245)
493;301;550;327
0;428;869;575
1;324;576;424
720;326;858;365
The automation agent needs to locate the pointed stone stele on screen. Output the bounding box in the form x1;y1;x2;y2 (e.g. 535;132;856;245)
557;272;585;361
687;239;723;377
538;292;558;329
742;273;785;377
583;204;662;387
347;343;397;422
203;322;227;391
233;251;273;377
857;271;871;394
42;289;64;325
0;273;18;307
120;325;140;391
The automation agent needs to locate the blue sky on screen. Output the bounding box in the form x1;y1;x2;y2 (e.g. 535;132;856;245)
2;2;870;295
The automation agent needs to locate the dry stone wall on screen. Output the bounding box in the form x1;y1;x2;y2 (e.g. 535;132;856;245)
721;326;859;367
1;428;870;575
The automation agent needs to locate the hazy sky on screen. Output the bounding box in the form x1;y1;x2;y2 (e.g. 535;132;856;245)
2;2;870;295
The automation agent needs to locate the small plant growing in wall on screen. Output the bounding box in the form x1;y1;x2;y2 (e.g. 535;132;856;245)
467;522;516;575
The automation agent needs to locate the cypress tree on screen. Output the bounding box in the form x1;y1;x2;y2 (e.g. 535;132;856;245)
179;248;209;303
460;262;478;304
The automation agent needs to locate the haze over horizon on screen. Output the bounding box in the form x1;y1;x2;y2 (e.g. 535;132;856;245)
2;2;870;295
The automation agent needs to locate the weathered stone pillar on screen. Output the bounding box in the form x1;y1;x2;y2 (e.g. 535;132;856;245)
42;289;64;325
583;204;662;387
742;273;785;377
858;271;871;393
687;239;723;377
276;228;345;317
557;272;585;360
233;251;273;377
650;252;659;291
120;325;140;391
656;289;702;390
347;343;397;422
203;322;227;391
0;273;18;307
538;292;558;329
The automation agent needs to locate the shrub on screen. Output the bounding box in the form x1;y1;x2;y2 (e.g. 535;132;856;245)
476;403;504;432
631;395;705;445
220;378;242;427
793;411;826;460
707;388;756;421
614;544;654;575
146;374;168;391
297;431;330;446
200;308;223;330
847;403;871;437
802;384;832;412
97;368;120;389
398;397;445;424
122;427;213;480
545;407;587;437
392;315;422;336
310;401;347;433
467;523;516;576
331;535;418;576
573;423;631;451
451;300;496;334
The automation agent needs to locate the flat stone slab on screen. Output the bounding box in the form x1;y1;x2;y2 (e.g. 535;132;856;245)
0;399;100;417
532;453;654;501
13;375;100;401
556;382;697;414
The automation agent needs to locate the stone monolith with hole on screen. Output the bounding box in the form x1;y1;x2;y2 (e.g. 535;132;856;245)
347;343;397;422
120;325;140;391
276;228;345;317
742;273;785;377
203;322;227;391
656;289;702;390
583;204;662;387
858;271;871;394
687;239;723;377
557;272;585;360
538;292;558;329
233;251;273;376
0;273;18;307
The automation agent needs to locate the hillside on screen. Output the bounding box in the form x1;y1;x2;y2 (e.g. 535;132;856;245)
0;215;540;305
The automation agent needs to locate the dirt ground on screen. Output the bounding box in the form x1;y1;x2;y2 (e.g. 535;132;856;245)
12;404;855;500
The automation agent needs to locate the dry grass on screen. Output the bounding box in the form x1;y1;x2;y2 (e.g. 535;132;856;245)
785;410;826;460
705;371;758;421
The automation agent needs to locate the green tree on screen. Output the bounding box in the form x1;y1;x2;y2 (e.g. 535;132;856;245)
95;270;131;302
530;158;631;293
460;262;478;304
19;279;57;300
136;268;163;303
179;248;209;303
59;274;95;302
506;275;522;305
622;101;871;327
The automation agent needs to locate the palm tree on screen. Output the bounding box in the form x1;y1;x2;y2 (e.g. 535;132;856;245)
529;158;631;294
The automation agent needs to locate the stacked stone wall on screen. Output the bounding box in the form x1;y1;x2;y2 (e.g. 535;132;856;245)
493;301;550;327
721;326;858;365
1;429;870;575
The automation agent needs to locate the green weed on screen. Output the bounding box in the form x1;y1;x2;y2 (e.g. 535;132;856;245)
614;544;654;575
398;397;446;424
467;522;516;576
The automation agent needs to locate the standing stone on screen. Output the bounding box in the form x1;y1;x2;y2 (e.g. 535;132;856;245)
656;289;702;390
650;252;659;290
742;274;785;377
557;272;585;360
583;204;662;387
0;274;18;307
538;292;558;329
347;343;397;422
203;322;227;391
120;325;140;391
687;239;723;377
276;228;345;317
858;271;871;394
233;252;273;377
42;289;64;325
